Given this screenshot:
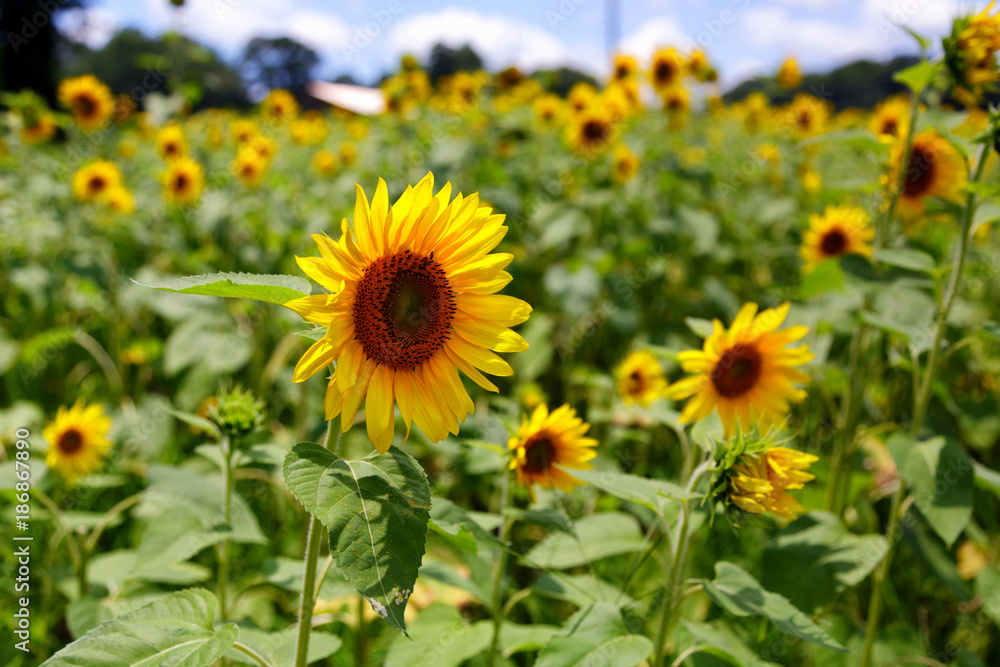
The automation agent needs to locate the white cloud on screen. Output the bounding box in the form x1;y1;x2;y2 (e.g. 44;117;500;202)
618;15;691;62
386;8;599;74
57;8;120;49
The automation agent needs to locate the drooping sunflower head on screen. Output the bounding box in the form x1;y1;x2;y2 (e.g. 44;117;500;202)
776;57;802;89
283;173;532;452
312;149;339;177
723;438;817;521
72;160;123;203
615;349;667;407
944;2;1000;107
261;89;299;123
869;95;910;142
890;130;968;222
162;156;205;205
612;144;641;184
43;400;113;482
509;404;598;501
801;205;874;271
57;75;114;132
650;47;685;94
567;106;616;156
232;147;268;187
611;53;639;82
155;123;187;161
665;302;813;438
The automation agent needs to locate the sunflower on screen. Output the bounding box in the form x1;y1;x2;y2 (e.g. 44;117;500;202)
312;149;339;177
58;75;114;132
783;94;830;137
284;173;532;452
567;82;598;114
662;86;690;115
43;400;113;482
21;113;56;143
162;157;205;205
533;94;564;129
870;95;910;142
155;123;187;161
665;303;813;437
727;446;817;520
231;119;259;144
776;57;802;89
261;89;299;123
611;53;639;82
800;166;822;195
105;186;135;214
801;205;874;271
612;144;640;184
890;130;967;222
650;47;685;95
72;160;123;203
232;147;268;187
508;404;598;501
944;2;1000;107
567;106;616;156
687;48;717;83
615;349;666;406
246;133;277;162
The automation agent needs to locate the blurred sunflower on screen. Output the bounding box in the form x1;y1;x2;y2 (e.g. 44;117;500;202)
666;303;813;437
611;53;639;82
687;48;717;83
118;138;138;159
870;95;910;142
231;118;259;144
43;400;113;482
890;130;967;221
801;205;874;271
784;94;830;137
612;144;640;183
340;141;358;167
232;147;268;187
261;89;299;123
105;186;135;214
727;446;817;520
650;47;685;95
21;112;56;144
800;166;822;195
508;404;598;501
284;173;531;452
615;349;667;406
533;94;564;129
246;133;278;162
72;160;122;203
58;75;114;131
567;106;615;155
312;149;339;177
776;57;802;89
162;157;205;205
155;123;187;161
944;3;1000;106
567;82;598;114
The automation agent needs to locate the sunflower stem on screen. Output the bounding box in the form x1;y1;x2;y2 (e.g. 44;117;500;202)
486;466;513;667
860;141;989;667
294;416;340;667
217;433;234;621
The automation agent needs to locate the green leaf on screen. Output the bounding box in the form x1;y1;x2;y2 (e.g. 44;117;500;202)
894;436;974;547
893;60;940;93
133;272;311;305
571;468;698;513
975;566;1000;629
678;620;780;667
42;589;237;666
497;623;560;656
973;203;1000;233
429;496;505;553
684;317;715;338
873;248;937;273
226;627;342;666
702;562;846;651
973;461;1000;499
801;259;844;299
132;506;231;575
282;442;431;634
978;321;1000;344
295;327;327;341
523;512;644;569
533;572;635;607
534;602;654;667
384;604;492;667
800;129;888;154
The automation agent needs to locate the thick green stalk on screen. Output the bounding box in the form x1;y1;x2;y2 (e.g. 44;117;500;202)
294;416;340;667
217;434;233;620
860;142;990;667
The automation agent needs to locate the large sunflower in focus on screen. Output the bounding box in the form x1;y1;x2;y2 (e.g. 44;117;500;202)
801;205;874;271
890;130;967;222
43;401;113;481
665;303;812;437
509;404;597;501
285;173;532;452
58;75;114;132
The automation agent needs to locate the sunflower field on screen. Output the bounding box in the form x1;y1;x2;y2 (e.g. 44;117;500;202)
3;10;1000;667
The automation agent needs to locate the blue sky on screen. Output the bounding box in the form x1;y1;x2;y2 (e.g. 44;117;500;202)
60;0;981;88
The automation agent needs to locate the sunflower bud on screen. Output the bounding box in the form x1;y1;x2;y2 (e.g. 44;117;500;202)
209;385;265;438
943;4;1000;107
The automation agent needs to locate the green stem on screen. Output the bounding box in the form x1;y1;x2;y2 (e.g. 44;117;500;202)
294;416;340;667
217;434;234;621
233;641;273;667
84;494;141;553
354;595;368;667
33;489;84;595
486;467;512;667
859;142;989;667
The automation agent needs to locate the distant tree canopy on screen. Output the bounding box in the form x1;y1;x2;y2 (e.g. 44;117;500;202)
724;56;921;110
532;67;599;97
1;0;84;105
240;36;318;97
427;44;483;84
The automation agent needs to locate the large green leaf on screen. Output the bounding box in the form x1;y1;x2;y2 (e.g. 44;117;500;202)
571;468;698;514
523;512;644;569
42;589;237;666
282;442;431;634
678;620;780;667
226;627;342;666
873;248;937;273
384;604;491;667
133;272;311;305
702;562;846;651
132;506;231;576
533;572;635;608
534;602;654;667
975;566;1000;629
888;434;973;547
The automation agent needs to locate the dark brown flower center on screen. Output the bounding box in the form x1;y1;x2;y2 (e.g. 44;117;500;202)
880;118;899;136
796;109;812;130
174;173;189;191
353;250;456;371
711;343;762;398
582;119;609;143
903;143;937;198
522;434;555;474
74;93;98;119
820;228;848;256
615;64;631;80
58;428;84;454
164;141;180;157
87;175;107;194
626;370;644;395
655;61;676;85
